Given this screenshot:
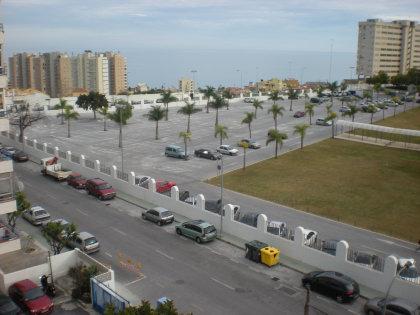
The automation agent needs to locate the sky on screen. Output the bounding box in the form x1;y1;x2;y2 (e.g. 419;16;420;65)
1;0;420;87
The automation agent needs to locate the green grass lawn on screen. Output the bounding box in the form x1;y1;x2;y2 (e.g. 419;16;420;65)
208;139;420;242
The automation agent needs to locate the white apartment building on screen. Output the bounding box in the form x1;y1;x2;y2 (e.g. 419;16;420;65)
357;19;420;78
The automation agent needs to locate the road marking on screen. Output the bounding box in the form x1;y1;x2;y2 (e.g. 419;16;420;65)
347;309;358;315
362;245;388;254
377;238;413;250
191;304;204;312
124;274;146;286
76;208;89;216
46;193;59;201
155;249;174;260
105;252;113;258
155;281;165;288
111;227;127;236
211;277;235;291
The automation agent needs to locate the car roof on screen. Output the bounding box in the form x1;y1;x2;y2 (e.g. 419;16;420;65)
151;207;171;213
78;231;95;239
386;297;420;310
320;271;355;283
88;178;107;184
166;145;181;149
13;279;38;292
31;206;45;211
51;218;70;225
188;219;213;228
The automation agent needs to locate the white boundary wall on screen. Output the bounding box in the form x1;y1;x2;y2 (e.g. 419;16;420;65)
2;132;420;304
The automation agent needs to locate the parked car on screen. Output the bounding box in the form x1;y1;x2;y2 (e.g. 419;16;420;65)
135;175;151;188
238;139;261;149
0;293;21;315
8;279;54;315
156;180;176;193
339;106;350;113
216;145;239;156
175;220;217;243
194;149;221;160
68;231;100;254
144;100;153;104
302;228;318;246
85;178;116;200
316;118;332;126
302;271;360;303
12;150;29;162
293;111;305;118
364;297;420;315
165;145;188;159
23;206;51;226
310;98;320;103
0;147;16;158
243;97;255;103
67;172;87;189
142;207;174;226
321;239;339;255
156;99;163;103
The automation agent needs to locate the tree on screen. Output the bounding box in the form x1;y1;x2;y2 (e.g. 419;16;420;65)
267;104;285;131
326;111;337;138
177;101;201;132
239;141;249;170
252;99;264;119
105;299;190;315
344;105;359;122
9;102;44;143
363;90;373;100
54;99;67;125
373;83;382;101
57;106;79;138
391;96;400;116
366;104;377;124
266;129;287;158
214;124;228;145
327;81;339;105
210;95;227;126
340;82;348;93
241;112;255;139
145;105;165;140
222;89;233;110
366;71;389;84
304;103;315;125
98;104;109;131
76;92;108;119
203;86;216;113
294;124;309;149
179;131;191;160
287;87;299;111
7;191;30;232
268;90;281;105
376;103;387;120
325;104;333;116
42;221;77;255
161;90;177;121
108;100;133;147
316;86;325;98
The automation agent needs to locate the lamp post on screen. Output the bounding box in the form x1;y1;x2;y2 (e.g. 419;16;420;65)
236;69;242;89
115;103;124;173
328;39;334;83
382;261;413;315
217;155;224;237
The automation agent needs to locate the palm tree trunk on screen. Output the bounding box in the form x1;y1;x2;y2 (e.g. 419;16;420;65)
93;110;97;120
206;100;210;113
248;124;252;139
215;109;219;126
254;108;257;119
155;121;159;140
226;100;229;110
309;114;312;125
187;115;191;133
300;136;303;149
243;149;246;170
370;113;373;124
383;109;385;120
61;109;64;124
274;117;278;131
275;141;278;158
393;107;396;117
184;140;188;160
220;135;222;146
103;117;107;131
289;99;293;111
165;104;169;121
67;119;71;138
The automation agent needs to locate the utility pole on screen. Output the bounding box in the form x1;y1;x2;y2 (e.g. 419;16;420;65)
217;155;224;237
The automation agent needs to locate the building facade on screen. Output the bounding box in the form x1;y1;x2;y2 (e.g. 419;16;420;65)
106;52;127;95
0;23;6;109
178;77;195;94
357;19;420;78
256;78;287;92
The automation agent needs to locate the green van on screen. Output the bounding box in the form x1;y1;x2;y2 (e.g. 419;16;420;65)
175;220;217;243
165;145;188;159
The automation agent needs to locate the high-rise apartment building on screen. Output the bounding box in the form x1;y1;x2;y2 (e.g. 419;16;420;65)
0;23;6;109
357;19;420;78
179;77;195;94
106;52;127;95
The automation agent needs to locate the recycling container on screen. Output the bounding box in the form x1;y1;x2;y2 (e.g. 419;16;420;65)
245;240;268;263
260;246;280;267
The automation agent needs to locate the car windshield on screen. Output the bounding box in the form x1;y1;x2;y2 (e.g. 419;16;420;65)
35;210;48;216
97;184;112;190
161;211;172;217
84;237;97;245
24;287;44;301
204;226;216;234
225;146;233;150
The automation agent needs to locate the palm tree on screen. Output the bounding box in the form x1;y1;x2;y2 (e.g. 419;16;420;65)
239;141;249;170
287;87;299;111
98;104;109;131
58;105;79;138
210;95;227;126
373;83;381;101
340;82;348;93
144;105;165;140
376;103;386;120
266;129;288;158
177;101;201;132
54;99;67;125
366;104;377;124
241;112;255;139
327;81;339;105
326;103;333;115
294;123;310;149
326;111;337;139
222;89;233;110
344;105;358;122
252;99;264;118
304;103;315;125
203;86;216;113
161;90;177;121
268;90;281;105
214;124;228;145
179;131;192;160
267;104;285;131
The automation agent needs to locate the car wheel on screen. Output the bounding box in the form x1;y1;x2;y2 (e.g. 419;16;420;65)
230;152;233;156
141;214;146;220
176;228;182;235
367;311;375;315
211;156;216;160
157;221;163;226
336;295;343;303
99;196;104;201
195;237;202;244
87;190;91;195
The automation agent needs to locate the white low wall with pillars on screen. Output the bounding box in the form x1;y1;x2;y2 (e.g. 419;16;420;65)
1;131;420;304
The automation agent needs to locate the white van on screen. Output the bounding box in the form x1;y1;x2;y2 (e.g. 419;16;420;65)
70;232;100;254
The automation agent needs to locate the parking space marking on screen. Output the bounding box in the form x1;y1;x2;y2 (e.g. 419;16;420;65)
155;249;174;260
347;309;359;315
105;252;113;258
111;227;127;236
376;238;413;250
124;274;147;286
210;277;235;291
76;208;89;216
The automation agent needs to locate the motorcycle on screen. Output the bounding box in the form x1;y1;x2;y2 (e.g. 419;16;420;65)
40;275;56;297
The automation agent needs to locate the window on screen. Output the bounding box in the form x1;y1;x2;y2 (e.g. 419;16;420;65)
386;304;410;315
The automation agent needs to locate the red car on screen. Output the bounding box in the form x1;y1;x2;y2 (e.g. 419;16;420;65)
67;172;87;189
156;180;177;193
85;178;116;200
8;279;54;315
293;111;305;118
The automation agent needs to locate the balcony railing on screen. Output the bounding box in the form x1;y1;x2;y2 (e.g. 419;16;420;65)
0;219;19;243
0;67;6;76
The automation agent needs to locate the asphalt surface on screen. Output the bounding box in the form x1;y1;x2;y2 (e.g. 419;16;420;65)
19;96;420;265
13;161;366;315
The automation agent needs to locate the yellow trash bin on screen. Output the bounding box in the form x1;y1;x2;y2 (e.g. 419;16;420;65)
260;246;280;267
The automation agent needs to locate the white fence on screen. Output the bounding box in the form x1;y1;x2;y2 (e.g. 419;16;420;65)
2;131;420;304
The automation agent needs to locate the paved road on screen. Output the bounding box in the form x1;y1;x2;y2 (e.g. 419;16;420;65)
18;97;420;264
13;161;366;315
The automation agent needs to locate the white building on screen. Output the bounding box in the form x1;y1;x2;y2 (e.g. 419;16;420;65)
0;23;5;109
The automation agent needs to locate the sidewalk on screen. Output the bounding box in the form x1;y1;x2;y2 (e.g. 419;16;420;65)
336;133;420;151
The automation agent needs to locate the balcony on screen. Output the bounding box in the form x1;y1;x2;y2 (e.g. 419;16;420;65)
0;220;21;255
0;155;13;174
0;192;16;216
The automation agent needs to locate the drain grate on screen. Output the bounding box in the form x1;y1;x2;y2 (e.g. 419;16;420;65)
278;285;298;297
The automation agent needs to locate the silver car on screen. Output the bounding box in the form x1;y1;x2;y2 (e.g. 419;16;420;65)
216;145;239;156
23;206;51;226
364;297;420;315
142;207;174;226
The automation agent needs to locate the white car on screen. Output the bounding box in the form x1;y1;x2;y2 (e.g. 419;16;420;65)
243;97;255;103
216;145;239;156
135;175;151;188
302;228;318;246
23;206;51;226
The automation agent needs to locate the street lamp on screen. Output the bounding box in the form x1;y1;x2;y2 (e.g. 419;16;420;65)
382;260;413;315
115;103;124;173
328;39;334;83
217;155;224;237
236;69;242;89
